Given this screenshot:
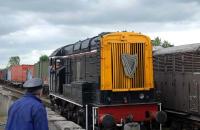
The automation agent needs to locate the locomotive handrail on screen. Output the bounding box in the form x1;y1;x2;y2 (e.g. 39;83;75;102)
49;93;83;107
50;49;97;59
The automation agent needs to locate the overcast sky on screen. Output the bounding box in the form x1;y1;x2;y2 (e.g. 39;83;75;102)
0;0;200;68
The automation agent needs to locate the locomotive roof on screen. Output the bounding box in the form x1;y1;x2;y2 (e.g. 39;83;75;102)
153;43;200;55
49;47;63;57
50;32;149;58
49;32;110;58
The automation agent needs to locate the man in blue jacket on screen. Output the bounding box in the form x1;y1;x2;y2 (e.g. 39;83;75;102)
6;78;49;130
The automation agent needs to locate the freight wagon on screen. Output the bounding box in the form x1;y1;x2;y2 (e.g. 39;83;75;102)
0;70;2;80
49;32;166;130
153;43;200;130
8;65;34;86
0;69;7;82
34;61;49;85
34;61;49;94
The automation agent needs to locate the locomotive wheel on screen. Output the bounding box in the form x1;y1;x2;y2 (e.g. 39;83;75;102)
67;111;73;120
50;103;55;111
57;107;63;115
140;124;147;130
77;116;84;126
76;109;84;126
94;126;100;130
50;100;56;111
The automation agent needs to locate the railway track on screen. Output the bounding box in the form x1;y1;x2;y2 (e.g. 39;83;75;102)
2;85;50;107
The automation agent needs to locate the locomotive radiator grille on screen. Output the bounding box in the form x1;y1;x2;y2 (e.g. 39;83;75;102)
111;43;145;91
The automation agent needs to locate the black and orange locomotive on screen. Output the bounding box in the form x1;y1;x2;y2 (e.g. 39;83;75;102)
49;32;165;130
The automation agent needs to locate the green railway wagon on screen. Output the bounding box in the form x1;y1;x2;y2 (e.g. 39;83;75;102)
34;60;49;94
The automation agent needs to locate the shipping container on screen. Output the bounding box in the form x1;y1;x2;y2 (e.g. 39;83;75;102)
34;62;40;79
10;65;34;83
0;69;7;83
7;68;11;81
0;70;3;80
34;61;49;85
2;69;7;80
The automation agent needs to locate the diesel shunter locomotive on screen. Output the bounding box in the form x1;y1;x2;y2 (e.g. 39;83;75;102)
49;32;165;130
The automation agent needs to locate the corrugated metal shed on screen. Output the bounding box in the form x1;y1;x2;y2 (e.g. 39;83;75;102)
154;43;200;55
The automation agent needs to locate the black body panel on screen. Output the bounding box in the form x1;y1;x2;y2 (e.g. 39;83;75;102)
93;89;156;105
63;81;97;105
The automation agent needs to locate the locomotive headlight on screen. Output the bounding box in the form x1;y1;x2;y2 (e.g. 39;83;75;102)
139;93;145;99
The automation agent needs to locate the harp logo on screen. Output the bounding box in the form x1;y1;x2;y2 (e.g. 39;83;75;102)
121;54;137;78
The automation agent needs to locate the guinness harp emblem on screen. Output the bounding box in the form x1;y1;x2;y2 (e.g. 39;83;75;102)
121;54;137;78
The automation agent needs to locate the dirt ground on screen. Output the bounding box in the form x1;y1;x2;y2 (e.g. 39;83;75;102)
0;116;6;130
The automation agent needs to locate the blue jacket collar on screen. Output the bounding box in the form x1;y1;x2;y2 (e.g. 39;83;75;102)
24;93;42;103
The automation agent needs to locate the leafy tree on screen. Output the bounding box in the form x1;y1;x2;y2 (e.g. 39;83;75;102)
152;37;174;48
162;40;174;48
152;37;162;46
7;56;20;67
39;55;49;62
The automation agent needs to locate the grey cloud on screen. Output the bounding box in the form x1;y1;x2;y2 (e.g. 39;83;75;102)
1;0;200;26
0;12;47;35
0;0;199;36
0;0;89;13
0;0;200;68
36;0;200;25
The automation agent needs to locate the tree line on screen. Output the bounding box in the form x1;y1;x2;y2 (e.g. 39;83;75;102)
6;55;48;68
152;37;174;48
